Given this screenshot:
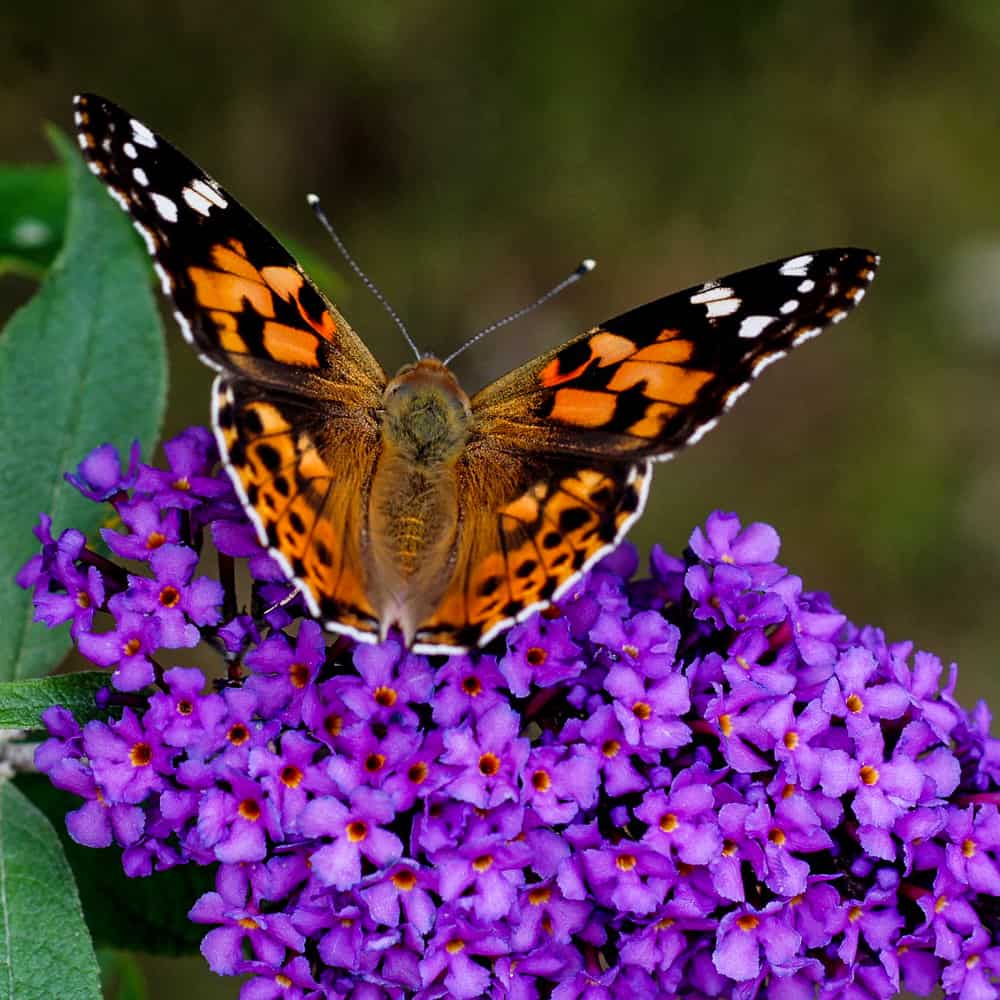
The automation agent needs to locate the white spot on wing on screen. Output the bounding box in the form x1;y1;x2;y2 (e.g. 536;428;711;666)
108;188;130;212
73;110;84;127
77;133;91;150
738;315;775;339
153;262;173;295
123;142;138;160
780;254;813;277
780;299;799;315
793;326;822;346
690;286;741;318
173;309;197;347
151;193;178;222
691;284;734;304
724;382;751;409
752;350;787;376
129;118;157;148
132;221;157;255
132;167;149;187
850;288;866;303
798;278;815;293
191;178;227;208
183;187;214;216
685;418;719;447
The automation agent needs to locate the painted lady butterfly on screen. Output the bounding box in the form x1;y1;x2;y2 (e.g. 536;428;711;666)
73;94;878;654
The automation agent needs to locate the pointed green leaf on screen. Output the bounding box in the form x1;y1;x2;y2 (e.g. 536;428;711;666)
0;128;167;681
0;673;114;729
0;780;101;1000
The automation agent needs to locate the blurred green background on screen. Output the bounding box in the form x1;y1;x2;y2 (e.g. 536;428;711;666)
1;2;998;995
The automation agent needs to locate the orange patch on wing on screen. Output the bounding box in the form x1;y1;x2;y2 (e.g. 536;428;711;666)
539;353;592;388
632;339;694;364
502;494;540;522
246;402;291;435
261;266;304;302
262;322;320;367
627;401;675;437
189;268;274;317
211;311;250;354
550;388;616;427
589;331;636;366
301;304;338;342
608;361;712;403
211;243;261;281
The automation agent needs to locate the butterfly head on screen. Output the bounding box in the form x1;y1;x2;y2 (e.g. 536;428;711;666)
382;358;471;466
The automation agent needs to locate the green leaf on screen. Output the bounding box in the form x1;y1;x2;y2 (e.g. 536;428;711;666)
0;673;113;729
0;128;167;682
0;164;69;277
0;780;101;1000
97;951;147;1000
17;776;212;957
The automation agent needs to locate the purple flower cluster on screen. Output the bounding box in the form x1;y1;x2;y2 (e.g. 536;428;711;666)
19;430;1000;999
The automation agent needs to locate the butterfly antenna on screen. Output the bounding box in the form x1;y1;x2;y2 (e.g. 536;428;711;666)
442;258;596;366
307;193;421;361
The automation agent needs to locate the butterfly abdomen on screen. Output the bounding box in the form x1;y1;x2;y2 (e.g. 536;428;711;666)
365;358;472;642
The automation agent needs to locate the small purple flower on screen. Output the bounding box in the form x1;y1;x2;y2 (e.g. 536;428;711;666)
713;901;802;981
65;440;140;501
189;865;304;976
441;703;530;808
83;707;172;804
135;426;229;508
101;497;182;561
245;620;327;719
76;597;162;691
299;788;402;890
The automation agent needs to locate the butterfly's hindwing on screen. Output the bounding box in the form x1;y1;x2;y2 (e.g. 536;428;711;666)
471;248;878;462
415;454;651;650
213;379;381;641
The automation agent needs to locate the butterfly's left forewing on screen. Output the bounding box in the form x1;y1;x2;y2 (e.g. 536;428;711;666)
416;248;879;649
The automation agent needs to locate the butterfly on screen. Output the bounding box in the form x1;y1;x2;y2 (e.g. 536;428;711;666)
73;93;878;655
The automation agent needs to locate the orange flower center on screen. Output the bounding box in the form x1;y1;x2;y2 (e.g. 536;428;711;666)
347;821;368;842
632;701;651;721
146;531;167;549
391;869;417;891
122;637;142;657
374;685;397;707
408;761;429;784
531;769;551;792
478;752;500;777
526;647;547;666
737;914;759;932
659;813;678;833
461;675;482;696
280;766;303;788
846;693;864;714
615;853;637;872
238;799;261;821
860;764;879;786
289;662;310;688
129;742;151;767
528;886;552;905
228;723;250;746
159;585;181;608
